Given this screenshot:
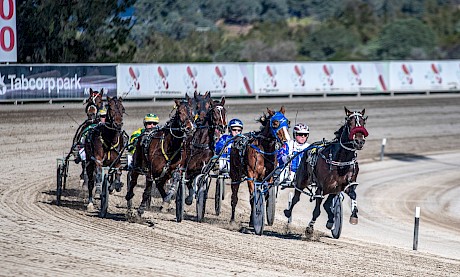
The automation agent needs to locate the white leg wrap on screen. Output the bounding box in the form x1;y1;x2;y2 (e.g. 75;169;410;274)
79;148;86;161
351;199;357;212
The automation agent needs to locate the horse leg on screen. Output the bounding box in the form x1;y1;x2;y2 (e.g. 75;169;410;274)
111;169;123;193
95;165;102;195
323;194;335;229
284;189;301;218
185;178;194;206
306;197;322;234
80;160;86;188
248;180;255;227
86;161;95;210
346;184;359;224
164;171;180;203
230;182;240;223
125;170;139;210
138;178;154;216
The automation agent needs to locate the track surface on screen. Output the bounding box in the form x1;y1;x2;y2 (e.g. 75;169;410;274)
1;95;460;276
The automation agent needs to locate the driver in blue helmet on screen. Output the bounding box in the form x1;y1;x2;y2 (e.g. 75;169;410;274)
214;118;244;172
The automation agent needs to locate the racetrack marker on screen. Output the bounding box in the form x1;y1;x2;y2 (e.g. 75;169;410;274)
413;206;420;250
380;138;387;161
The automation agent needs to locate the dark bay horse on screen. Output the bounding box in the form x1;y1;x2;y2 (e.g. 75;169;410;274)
284;107;369;235
84;96;126;210
184;95;227;205
229;107;290;224
125;98;195;218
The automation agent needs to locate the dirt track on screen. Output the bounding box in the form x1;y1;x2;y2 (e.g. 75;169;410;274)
1;95;460;276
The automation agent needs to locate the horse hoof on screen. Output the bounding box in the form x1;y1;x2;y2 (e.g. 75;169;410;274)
185;195;193;205
305;226;314;235
283;209;292;218
326;221;334;230
349;216;358;225
87;202;94;212
126;209;137;222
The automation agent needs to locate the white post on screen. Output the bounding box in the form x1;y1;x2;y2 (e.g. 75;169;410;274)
413;206;420;250
380;138;387;161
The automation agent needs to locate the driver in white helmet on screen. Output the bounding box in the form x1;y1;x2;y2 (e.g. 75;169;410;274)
277;123;310;186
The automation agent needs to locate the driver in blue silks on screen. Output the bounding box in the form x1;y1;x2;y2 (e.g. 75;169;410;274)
277;123;310;186
214;118;244;172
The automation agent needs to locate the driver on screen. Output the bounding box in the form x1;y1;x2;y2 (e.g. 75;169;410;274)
277;123;310;186
214;118;244;173
127;113;160;168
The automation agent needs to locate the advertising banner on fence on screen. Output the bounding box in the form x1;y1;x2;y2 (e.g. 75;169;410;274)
119;63;254;98
0;65;117;100
0;0;17;62
389;61;460;92
254;62;389;94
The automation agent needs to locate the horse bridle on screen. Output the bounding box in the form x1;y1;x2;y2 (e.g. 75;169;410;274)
340;112;368;151
209;104;227;134
170;101;195;138
106;98;124;130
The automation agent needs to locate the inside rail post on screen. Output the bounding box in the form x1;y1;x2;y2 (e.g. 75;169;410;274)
413;206;420;250
380;138;387;161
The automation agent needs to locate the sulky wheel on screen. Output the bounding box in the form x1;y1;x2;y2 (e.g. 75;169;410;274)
331;194;343;239
56;164;63;205
214;177;224;216
175;180;185;222
99;175;109;218
266;185;276;226
252;188;265;235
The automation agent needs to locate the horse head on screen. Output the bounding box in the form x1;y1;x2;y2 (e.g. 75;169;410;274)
85;88;104;121
193;91;213;123
208;96;227;137
343;107;369;150
266;106;291;146
106;96;125;130
174;98;195;135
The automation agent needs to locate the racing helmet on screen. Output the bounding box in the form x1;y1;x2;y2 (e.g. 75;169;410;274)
98;108;107;117
293;123;309;136
228;118;243;132
144;113;160;125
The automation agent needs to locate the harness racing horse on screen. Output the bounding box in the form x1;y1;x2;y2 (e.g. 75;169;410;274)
284;107;368;236
184;95;227;206
84;96;126;210
85;88;105;121
73;88;105;183
229;107;290;225
125;98;195;221
73;88;105;148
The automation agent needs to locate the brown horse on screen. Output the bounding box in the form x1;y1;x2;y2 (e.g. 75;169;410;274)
229;107;290;224
284;107;369;235
125;98;195;219
73;88;105;149
84;88;105;121
184;95;227;206
84;96;126;210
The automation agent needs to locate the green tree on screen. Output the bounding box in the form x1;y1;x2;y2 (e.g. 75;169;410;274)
260;0;289;22
374;18;437;59
300;24;360;60
224;0;262;24
17;0;135;63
